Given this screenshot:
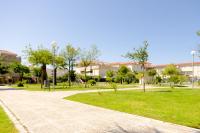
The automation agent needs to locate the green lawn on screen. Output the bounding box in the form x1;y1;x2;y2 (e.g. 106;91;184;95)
12;82;138;91
66;88;200;129
0;106;18;133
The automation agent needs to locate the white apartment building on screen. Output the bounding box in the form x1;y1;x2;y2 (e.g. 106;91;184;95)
75;61;151;78
75;61;200;80
152;62;200;80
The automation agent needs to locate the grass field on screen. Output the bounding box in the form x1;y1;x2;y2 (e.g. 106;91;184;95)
12;82;138;91
0;106;18;133
66;88;200;129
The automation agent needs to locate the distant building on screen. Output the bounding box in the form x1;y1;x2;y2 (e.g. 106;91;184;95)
75;61;200;81
0;50;21;64
75;61;151;79
0;50;21;84
152;62;200;80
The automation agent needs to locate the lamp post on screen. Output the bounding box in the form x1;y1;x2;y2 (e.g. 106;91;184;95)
191;50;196;88
51;41;58;90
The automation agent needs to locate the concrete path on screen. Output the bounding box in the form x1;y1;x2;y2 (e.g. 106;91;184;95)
0;87;200;133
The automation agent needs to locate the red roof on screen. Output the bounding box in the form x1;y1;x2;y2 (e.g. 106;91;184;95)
109;61;151;66
152;62;200;68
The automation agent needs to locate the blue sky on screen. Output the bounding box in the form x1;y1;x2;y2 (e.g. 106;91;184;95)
0;0;200;64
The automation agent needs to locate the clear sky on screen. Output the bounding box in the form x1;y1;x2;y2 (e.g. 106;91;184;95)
0;0;200;65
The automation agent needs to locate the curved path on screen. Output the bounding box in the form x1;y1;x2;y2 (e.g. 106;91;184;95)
0;86;200;133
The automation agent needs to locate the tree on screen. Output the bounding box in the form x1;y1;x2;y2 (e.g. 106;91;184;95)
0;63;9;75
25;46;53;88
79;45;100;88
53;56;65;85
11;63;30;81
147;68;157;84
147;68;157;77
162;64;179;76
0;55;9;75
162;64;180;87
178;75;188;85
117;65;130;84
155;76;162;84
32;67;42;83
106;70;115;82
61;44;79;86
125;41;149;92
125;71;136;84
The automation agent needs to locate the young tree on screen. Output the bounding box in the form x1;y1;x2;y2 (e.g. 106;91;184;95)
147;68;157;84
79;45;100;88
117;65;130;84
106;70;115;82
61;44;79;86
147;68;157;77
162;64;180;87
52;56;65;85
125;71;136;84
178;75;188;85
125;41;149;92
162;64;179;76
25;46;53;88
11;63;30;81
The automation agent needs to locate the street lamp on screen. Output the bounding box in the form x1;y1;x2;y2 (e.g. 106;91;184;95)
191;50;196;88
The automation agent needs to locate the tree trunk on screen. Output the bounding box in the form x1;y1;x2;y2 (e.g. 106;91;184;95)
20;73;23;82
142;65;146;92
41;64;47;88
84;67;87;88
54;67;57;85
36;77;38;84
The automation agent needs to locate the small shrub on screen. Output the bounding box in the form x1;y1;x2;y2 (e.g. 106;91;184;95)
109;82;117;93
88;79;96;86
17;82;24;87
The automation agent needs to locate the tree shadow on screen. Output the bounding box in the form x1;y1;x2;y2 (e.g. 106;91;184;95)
154;90;172;93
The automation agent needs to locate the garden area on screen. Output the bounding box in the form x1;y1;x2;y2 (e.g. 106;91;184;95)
66;88;200;129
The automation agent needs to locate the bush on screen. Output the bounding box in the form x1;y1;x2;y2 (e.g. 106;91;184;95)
17;82;24;87
114;75;122;83
93;76;101;82
88;79;96;86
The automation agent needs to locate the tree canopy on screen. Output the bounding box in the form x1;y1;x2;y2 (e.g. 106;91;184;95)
24;45;53;87
0;63;9;75
125;41;149;91
61;44;80;86
79;45;100;87
162;64;180;76
125;41;148;68
10;63;30;81
25;46;53;66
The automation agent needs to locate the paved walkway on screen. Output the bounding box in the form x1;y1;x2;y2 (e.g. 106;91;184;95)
0;86;200;133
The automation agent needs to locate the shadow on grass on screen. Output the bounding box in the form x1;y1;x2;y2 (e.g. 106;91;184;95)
154;90;173;93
